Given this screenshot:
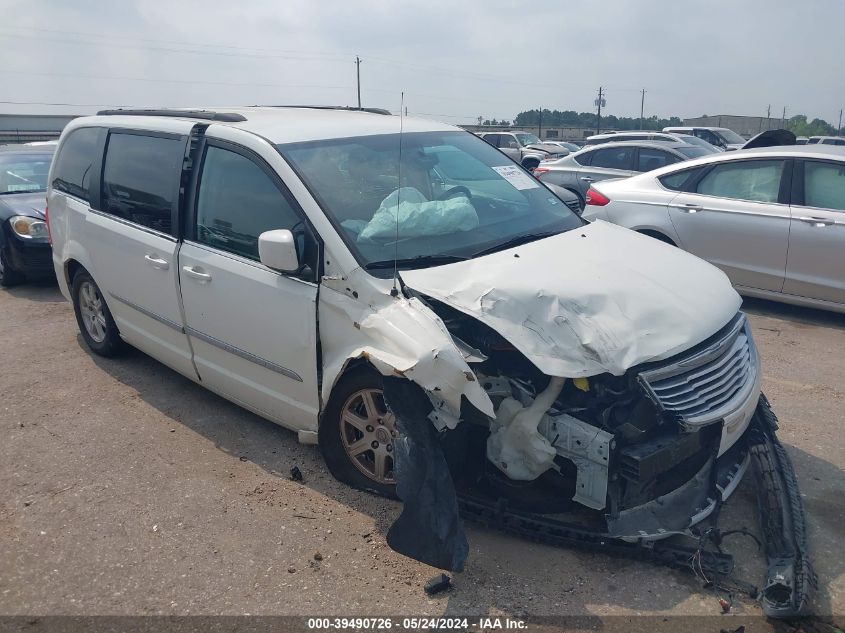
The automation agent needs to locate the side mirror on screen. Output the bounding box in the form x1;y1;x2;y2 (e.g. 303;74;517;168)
258;229;300;272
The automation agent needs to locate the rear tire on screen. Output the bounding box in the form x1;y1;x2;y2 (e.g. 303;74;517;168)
71;270;126;357
0;242;25;287
319;366;397;498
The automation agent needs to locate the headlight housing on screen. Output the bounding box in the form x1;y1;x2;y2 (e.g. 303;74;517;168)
9;215;49;240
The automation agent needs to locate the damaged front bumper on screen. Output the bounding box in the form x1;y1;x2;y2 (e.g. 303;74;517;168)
385;385;814;619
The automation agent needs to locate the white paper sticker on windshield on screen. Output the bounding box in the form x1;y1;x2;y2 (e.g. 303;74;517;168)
492;165;540;190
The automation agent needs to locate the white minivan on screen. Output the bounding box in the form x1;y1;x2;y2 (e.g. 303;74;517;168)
46;107;810;615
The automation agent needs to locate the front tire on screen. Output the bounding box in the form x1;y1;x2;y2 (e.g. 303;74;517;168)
319;367;397;498
71;270;125;357
0;241;25;287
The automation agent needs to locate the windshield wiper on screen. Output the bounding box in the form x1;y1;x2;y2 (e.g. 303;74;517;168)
471;231;560;258
365;254;469;271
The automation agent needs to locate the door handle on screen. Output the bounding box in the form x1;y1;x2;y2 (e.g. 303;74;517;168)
182;265;212;282
797;216;833;227
680;203;703;213
144;254;169;270
580;176;594;182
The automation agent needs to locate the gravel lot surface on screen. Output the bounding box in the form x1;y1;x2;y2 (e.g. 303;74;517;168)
1;282;842;630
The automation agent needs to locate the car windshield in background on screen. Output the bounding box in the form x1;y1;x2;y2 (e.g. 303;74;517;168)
279;131;582;273
677;135;719;152
716;128;747;144
515;133;541;146
675;145;712;159
0;152;53;194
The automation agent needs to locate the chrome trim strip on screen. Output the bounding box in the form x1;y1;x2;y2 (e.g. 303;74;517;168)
667;203;790;219
88;208;177;242
185;325;303;383
109;292;185;333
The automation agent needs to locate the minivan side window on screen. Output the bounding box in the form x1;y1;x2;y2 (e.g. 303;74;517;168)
101;133;183;235
52;127;100;202
803;161;845;211
194;145;304;262
695;159;785;203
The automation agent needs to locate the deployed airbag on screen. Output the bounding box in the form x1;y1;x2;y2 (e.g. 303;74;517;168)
358;187;479;242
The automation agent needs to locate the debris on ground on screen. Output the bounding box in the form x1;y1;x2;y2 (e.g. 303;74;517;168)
423;573;452;596
290;466;303;482
313;551;323;561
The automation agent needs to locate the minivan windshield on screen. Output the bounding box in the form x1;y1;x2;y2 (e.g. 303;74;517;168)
279;131;582;273
0;151;54;194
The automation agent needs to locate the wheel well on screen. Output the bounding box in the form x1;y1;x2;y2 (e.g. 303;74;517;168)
637;229;676;246
64;259;85;286
522;157;540;169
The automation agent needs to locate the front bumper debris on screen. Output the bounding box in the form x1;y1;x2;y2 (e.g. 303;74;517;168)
385;392;814;618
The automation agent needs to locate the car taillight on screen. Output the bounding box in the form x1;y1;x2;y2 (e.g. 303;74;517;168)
585;187;610;206
44;201;52;244
533;167;550;178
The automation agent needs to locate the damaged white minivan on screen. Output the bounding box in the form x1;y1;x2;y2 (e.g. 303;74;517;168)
47;107;812;617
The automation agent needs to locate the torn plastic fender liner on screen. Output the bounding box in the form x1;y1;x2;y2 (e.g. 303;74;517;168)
383;376;469;572
318;283;494;427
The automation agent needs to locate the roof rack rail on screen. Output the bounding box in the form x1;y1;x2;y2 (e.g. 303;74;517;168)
253;105;392;116
96;109;247;122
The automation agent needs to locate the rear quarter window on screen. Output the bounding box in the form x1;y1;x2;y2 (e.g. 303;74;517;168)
658;166;705;191
572;150;593;166
52;127;101;202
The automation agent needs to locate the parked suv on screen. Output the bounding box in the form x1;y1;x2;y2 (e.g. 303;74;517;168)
47;108;810;614
478;131;568;169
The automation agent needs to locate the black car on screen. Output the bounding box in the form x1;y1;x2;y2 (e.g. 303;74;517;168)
0;143;56;286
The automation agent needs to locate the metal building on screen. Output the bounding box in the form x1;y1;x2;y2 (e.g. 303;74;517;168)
0;114;81;144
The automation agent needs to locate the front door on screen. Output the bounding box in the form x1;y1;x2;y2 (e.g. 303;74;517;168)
668;158;790;292
783;159;845;304
178;139;321;431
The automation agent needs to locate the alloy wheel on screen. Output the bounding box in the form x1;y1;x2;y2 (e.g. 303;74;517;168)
339;388;397;485
78;280;107;343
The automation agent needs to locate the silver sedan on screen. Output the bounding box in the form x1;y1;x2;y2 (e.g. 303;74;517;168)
533;141;714;206
582;145;845;313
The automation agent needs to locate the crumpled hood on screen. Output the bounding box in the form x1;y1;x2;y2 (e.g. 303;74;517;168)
0;192;46;220
402;220;741;378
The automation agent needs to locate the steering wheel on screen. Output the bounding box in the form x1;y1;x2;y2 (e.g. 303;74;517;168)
436;185;472;201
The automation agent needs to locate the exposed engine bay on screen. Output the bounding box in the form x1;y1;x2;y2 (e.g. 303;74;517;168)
381;296;815;618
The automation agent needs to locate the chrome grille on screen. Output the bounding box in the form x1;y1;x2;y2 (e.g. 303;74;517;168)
638;313;758;428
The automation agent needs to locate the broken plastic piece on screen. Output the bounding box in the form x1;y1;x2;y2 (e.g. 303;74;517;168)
424;573;452;596
383;377;469;572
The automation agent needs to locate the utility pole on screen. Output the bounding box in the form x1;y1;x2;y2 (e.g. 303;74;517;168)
782;106;787;128
640;89;646;129
595;86;605;134
763;104;771;132
355;56;362;109
538;106;543;138
839;109;843;136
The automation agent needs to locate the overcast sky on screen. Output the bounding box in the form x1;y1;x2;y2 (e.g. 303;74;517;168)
2;0;843;125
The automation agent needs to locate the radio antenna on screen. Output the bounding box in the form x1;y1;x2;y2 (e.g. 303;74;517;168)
391;91;404;297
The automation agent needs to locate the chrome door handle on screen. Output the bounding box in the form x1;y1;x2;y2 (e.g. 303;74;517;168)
144;254;169;270
797;216;833;227
680;203;703;213
580;176;594;182
182;266;212;282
